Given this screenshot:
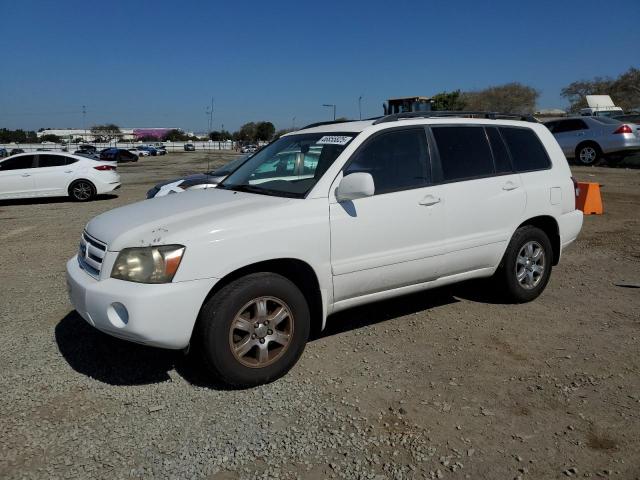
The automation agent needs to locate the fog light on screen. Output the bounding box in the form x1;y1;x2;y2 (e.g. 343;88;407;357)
107;302;129;328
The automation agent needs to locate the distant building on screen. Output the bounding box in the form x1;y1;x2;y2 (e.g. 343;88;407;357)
36;127;189;142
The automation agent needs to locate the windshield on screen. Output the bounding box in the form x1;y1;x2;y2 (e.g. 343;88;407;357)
219;132;357;198
209;155;250;176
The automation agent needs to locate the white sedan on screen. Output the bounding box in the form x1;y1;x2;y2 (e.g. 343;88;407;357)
129;147;150;157
0;152;121;201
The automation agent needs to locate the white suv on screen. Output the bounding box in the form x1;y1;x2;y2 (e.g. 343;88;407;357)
66;114;583;387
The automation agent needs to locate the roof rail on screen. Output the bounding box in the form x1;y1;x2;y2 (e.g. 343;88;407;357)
300;119;356;130
372;111;538;125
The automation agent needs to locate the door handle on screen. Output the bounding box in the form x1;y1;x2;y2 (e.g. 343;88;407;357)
419;195;441;206
576;132;585;136
502;181;519;191
64;170;73;173
21;173;31;177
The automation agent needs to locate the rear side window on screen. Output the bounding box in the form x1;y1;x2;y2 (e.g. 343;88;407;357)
553;119;588;133
432;126;494;181
486;127;512;174
345;128;430;194
38;154;68;167
500;127;551;172
0;155;36;170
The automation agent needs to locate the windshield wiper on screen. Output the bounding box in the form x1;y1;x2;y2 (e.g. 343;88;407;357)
221;184;300;198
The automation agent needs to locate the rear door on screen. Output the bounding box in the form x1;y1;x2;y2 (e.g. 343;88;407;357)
0;155;37;198
429;125;526;276
33;154;76;195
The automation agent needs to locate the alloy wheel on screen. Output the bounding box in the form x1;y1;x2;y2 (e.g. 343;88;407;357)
579;146;597;165
72;182;92;200
229;296;294;368
515;241;545;290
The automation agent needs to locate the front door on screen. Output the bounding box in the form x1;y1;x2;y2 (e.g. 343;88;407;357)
0;155;37;199
330;127;445;302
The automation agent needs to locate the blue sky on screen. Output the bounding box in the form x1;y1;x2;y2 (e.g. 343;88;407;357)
0;0;638;132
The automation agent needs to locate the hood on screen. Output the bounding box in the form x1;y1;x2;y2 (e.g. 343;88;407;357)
85;188;290;251
154;173;223;189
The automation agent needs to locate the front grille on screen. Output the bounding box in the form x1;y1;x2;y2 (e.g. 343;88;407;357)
78;231;107;279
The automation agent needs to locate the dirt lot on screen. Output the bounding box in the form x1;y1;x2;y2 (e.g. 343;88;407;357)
0;152;639;479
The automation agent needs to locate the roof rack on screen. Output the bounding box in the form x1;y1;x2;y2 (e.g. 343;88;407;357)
299;117;383;130
372;111;538;125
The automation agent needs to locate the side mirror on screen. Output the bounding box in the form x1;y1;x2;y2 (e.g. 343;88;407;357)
335;172;375;202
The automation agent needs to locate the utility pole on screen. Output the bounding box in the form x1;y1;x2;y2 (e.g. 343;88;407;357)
82;105;87;141
358;96;363;120
322;104;336;121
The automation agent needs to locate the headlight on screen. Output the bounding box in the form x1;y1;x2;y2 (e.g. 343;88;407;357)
111;245;185;283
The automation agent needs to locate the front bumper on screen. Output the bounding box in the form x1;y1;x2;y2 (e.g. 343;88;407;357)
66;256;217;349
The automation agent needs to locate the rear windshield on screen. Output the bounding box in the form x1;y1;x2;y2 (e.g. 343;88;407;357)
591;117;622;125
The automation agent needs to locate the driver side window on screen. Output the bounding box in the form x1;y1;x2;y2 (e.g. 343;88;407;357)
344;128;430;195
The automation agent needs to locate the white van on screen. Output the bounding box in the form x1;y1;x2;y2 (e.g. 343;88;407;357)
66;113;583;387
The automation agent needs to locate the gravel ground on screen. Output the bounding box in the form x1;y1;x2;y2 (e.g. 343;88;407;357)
0;152;639;479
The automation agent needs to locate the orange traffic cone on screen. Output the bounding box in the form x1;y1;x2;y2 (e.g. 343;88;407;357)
576;182;603;215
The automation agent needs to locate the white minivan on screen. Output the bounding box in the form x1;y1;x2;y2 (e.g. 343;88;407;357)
66;114;583;387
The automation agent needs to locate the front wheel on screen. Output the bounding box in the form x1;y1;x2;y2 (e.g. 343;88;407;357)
195;272;310;388
495;226;553;303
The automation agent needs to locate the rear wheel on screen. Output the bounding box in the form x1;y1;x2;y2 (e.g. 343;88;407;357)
495;226;553;303
69;180;96;202
195;272;310;388
576;143;601;166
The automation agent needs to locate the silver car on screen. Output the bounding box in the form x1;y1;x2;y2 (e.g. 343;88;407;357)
544;116;640;165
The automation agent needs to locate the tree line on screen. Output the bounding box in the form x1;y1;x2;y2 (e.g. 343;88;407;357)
2;68;637;144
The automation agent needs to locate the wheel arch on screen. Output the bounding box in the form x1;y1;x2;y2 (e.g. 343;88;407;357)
575;140;602;158
515;216;561;265
197;258;324;338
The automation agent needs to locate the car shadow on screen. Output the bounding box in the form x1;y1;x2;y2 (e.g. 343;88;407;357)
315;286;459;340
0;194;117;206
55;281;507;389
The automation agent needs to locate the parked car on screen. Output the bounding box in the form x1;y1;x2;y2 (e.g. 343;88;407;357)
241;144;258;154
184;143;196;152
146;155;249;198
155;145;168;155
0;148;7;158
544;116;640;165
100;148;139;163
127;147;149;157
0;152;120;201
66;114;583;387
139;146;159;156
9;148;25;156
75;144;97;154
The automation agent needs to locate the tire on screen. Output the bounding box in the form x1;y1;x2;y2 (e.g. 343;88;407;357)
495;226;553;303
69;179;96;202
195;272;310;388
575;143;601;166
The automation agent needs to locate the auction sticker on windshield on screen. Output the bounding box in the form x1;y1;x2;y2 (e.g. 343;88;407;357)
317;135;352;145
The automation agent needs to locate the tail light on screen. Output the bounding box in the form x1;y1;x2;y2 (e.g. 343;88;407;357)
94;165;116;171
571;176;579;209
613;124;633;134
